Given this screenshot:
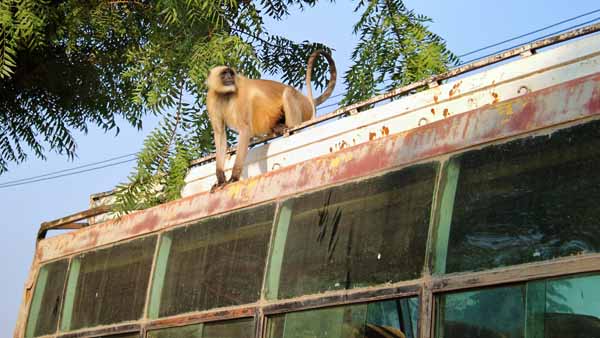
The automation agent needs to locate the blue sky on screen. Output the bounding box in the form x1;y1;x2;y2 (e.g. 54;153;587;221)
1;0;599;335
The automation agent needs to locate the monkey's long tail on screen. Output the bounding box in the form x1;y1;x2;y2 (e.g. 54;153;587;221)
306;50;337;107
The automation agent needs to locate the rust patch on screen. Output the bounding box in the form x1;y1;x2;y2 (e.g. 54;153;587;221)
508;101;537;131
433;95;439;103
34;73;600;264
584;81;600;113
339;140;349;149
431;108;436;115
491;92;500;104
369;132;377;140
443;108;450;118
381;126;390;136
329;147;333;153
449;82;462;97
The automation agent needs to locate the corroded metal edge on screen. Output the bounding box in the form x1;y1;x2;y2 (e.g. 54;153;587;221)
189;23;600;167
37;72;600;263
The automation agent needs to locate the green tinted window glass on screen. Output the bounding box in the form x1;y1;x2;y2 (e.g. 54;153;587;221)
63;236;157;330
437;274;600;338
437;286;525;338
147;324;203;338
445;121;600;273
147;319;254;338
203;318;255;338
271;164;436;299
267;297;419;338
25;259;68;338
543;274;600;337
157;204;274;317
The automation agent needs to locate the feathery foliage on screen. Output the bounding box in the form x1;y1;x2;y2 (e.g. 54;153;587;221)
342;0;459;105
1;0;456;214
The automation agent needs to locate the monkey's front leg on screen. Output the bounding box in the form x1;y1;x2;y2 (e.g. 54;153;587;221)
230;128;251;183
211;122;228;192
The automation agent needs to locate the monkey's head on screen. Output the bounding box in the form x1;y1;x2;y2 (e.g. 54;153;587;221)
207;66;237;94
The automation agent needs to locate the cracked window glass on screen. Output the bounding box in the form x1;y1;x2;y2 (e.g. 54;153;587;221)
270;163;436;299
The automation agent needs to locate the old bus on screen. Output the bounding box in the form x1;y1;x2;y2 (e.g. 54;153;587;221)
14;24;600;338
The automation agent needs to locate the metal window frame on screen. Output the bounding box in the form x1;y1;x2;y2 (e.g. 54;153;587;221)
16;24;600;338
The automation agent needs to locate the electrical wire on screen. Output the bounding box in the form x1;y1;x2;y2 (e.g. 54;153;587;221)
4;10;599;188
457;15;600;66
0;155;137;189
457;8;600;58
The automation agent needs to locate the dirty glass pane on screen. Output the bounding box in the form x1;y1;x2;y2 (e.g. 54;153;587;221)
203;318;255;338
158;204;274;317
274;164;436;299
98;334;139;338
267;297;419;338
147;324;203;338
25;259;68;337
544;274;600;338
446;121;600;273
146;319;254;338
67;236;157;330
437;285;525;338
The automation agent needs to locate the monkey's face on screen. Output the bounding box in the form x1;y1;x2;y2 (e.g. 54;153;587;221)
220;68;235;86
208;66;237;94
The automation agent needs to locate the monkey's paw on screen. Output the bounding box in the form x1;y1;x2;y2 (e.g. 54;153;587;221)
271;124;289;136
210;181;228;193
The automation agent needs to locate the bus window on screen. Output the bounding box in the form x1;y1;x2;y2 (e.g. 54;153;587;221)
267;297;419;338
266;163;437;300
60;236;157;331
544;274;600;338
437;285;525;338
147;318;254;338
25;259;68;338
97;334;139;338
150;204;274;318
436;120;600;274
436;273;600;338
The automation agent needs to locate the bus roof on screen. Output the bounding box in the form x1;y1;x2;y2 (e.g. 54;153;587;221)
36;24;600;262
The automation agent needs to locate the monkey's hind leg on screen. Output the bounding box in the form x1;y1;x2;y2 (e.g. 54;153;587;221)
282;88;313;129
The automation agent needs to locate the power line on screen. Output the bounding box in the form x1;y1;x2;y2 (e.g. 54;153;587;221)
458;15;600;66
4;13;599;188
0;152;138;186
458;8;600;58
0;158;137;189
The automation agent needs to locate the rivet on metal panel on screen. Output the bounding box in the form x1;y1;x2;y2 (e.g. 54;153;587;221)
431;108;436;115
418;117;429;126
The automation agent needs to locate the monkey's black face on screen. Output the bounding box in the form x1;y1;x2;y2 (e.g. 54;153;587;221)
220;68;236;86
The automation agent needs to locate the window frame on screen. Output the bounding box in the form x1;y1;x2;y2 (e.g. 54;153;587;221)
24;118;600;338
